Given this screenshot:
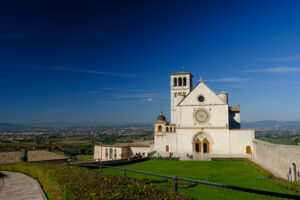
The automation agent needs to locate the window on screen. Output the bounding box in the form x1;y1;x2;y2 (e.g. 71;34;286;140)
246;146;252;154
174;78;177;86
183;77;186;86
158;125;162;132
166;145;169;152
198;95;205;102
178;78;182;86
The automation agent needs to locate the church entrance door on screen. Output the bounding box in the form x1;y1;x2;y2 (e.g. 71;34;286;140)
203;139;210;153
195;139;201;153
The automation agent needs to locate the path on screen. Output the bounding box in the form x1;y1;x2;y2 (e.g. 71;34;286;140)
0;171;47;200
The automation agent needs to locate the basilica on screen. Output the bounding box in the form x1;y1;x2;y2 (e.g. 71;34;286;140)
154;72;255;159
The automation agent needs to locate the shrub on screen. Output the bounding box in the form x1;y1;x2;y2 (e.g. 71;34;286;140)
0;163;191;200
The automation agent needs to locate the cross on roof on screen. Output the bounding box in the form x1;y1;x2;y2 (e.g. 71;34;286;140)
180;64;184;72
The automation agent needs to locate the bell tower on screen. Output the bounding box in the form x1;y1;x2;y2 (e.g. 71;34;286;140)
170;72;193;124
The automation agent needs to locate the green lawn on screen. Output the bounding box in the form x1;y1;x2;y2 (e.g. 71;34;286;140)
75;154;94;161
99;159;299;200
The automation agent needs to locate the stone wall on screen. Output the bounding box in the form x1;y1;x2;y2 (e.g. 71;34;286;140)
128;146;151;157
253;139;300;181
0;150;67;164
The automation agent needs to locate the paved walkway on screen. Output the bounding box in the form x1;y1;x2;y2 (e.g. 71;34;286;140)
0;171;47;200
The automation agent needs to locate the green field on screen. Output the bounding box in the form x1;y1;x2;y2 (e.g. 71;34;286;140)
99;159;299;200
75;154;94;161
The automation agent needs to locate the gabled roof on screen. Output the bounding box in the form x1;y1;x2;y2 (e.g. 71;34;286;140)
177;79;226;106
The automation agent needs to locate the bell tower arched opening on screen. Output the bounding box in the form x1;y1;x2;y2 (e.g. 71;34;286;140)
178;77;182;86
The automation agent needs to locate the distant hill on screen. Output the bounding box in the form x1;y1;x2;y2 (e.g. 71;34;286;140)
242;120;300;131
1;120;300;132
0;123;34;131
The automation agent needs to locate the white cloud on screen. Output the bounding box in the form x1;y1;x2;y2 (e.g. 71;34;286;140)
261;55;300;62
205;77;250;82
101;88;143;92
118;93;166;99
147;98;153;102
28;66;145;78
244;66;300;73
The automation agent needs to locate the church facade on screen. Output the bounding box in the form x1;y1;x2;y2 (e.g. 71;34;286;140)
154;72;255;159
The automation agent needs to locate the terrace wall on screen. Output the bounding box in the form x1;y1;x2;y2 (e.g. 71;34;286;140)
253;139;300;181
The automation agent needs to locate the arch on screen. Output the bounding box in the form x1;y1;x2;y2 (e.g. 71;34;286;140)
173;127;176;132
195;139;201;153
174;78;177;86
166;145;169;152
292;163;297;181
178;78;182;86
114;149;117;159
109;148;113;159
191;131;214;145
158;125;162;132
166;127;169;132
105;148;108;159
183;77;187;86
246;145;252;155
203;138;210;153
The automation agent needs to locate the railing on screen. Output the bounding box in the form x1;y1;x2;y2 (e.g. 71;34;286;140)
94;164;300;200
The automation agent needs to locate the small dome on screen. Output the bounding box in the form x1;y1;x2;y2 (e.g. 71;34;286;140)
156;112;166;121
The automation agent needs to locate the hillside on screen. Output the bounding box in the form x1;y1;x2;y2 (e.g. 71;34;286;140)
0;162;189;200
242;121;300;131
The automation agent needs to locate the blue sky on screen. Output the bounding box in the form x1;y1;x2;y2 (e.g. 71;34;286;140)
1;0;300;124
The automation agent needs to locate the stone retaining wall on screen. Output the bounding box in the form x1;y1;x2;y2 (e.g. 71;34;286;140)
253;139;300;181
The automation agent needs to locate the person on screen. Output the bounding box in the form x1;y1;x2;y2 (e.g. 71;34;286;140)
286;172;290;180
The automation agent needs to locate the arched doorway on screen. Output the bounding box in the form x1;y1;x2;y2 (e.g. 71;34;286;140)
114;149;117;159
203;138;210;153
109;148;113;159
246;146;252;155
166;145;169;152
292;163;297;181
195;139;201;153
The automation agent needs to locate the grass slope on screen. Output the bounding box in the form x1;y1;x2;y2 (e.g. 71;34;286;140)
0;162;190;200
100;159;299;200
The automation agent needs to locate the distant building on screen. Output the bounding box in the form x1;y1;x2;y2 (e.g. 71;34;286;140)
154;72;255;159
94;144;153;161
